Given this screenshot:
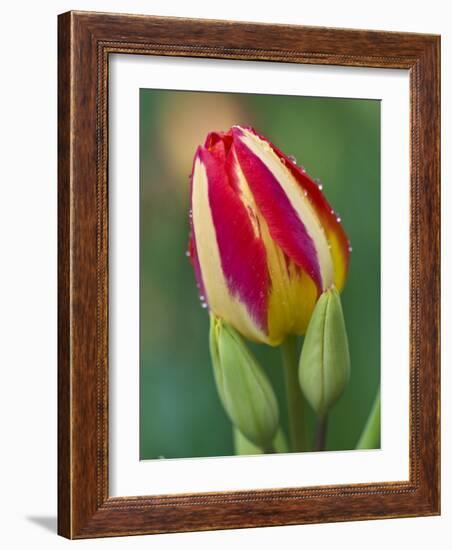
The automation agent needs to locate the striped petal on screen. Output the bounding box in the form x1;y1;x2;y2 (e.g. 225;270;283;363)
191;142;270;343
226;146;318;344
232;126;334;294
246;127;350;291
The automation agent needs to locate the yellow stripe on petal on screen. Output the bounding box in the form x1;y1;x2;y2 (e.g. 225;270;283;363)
267;269;318;343
327;228;348;292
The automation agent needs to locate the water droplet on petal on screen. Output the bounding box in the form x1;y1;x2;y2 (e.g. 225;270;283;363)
336;216;342;223
185;250;191;257
288;154;297;165
348;245;353;252
301;166;307;173
201;302;208;309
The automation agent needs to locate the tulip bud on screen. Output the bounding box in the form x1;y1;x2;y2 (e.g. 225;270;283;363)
233;427;289;455
188;126;351;346
298;286;350;417
209;315;279;450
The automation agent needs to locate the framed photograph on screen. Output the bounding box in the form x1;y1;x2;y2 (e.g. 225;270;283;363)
58;11;440;538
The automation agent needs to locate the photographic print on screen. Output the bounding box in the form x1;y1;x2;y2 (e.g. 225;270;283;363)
140;89;381;460
58;12;440;537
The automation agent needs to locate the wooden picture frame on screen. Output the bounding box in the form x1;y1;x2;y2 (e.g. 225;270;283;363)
58;10;440;539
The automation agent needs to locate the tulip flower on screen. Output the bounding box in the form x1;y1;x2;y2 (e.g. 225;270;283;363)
188;125;350;346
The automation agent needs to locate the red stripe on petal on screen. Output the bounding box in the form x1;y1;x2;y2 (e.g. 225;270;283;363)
198;147;270;333
204;130;233;154
232;128;323;293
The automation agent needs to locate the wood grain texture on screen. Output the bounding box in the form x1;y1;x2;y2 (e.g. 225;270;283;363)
57;10;440;539
57;10;71;538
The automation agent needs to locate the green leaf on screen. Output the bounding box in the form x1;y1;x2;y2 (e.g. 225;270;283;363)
298;287;350;417
356;388;380;449
209;315;279;449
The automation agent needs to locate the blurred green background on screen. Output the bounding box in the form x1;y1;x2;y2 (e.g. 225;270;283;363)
140;89;380;459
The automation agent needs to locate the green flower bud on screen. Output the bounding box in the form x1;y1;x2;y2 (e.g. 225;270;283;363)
209;315;279;450
298;286;350;417
233;427;289;455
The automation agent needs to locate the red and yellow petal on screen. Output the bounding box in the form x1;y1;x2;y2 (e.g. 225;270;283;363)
255;128;351;291
191;144;271;343
226;142;318;344
232;126;334;293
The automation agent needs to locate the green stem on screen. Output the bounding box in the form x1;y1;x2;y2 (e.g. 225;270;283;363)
356;388;381;449
281;335;308;452
314;415;328;451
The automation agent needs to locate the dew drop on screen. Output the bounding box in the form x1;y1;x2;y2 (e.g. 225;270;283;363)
201;302;208;309
189;209;193;219
185;250;191;257
314;177;323;190
300;166;307;173
288;154;297;165
336;216;342;223
348;245;353;252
